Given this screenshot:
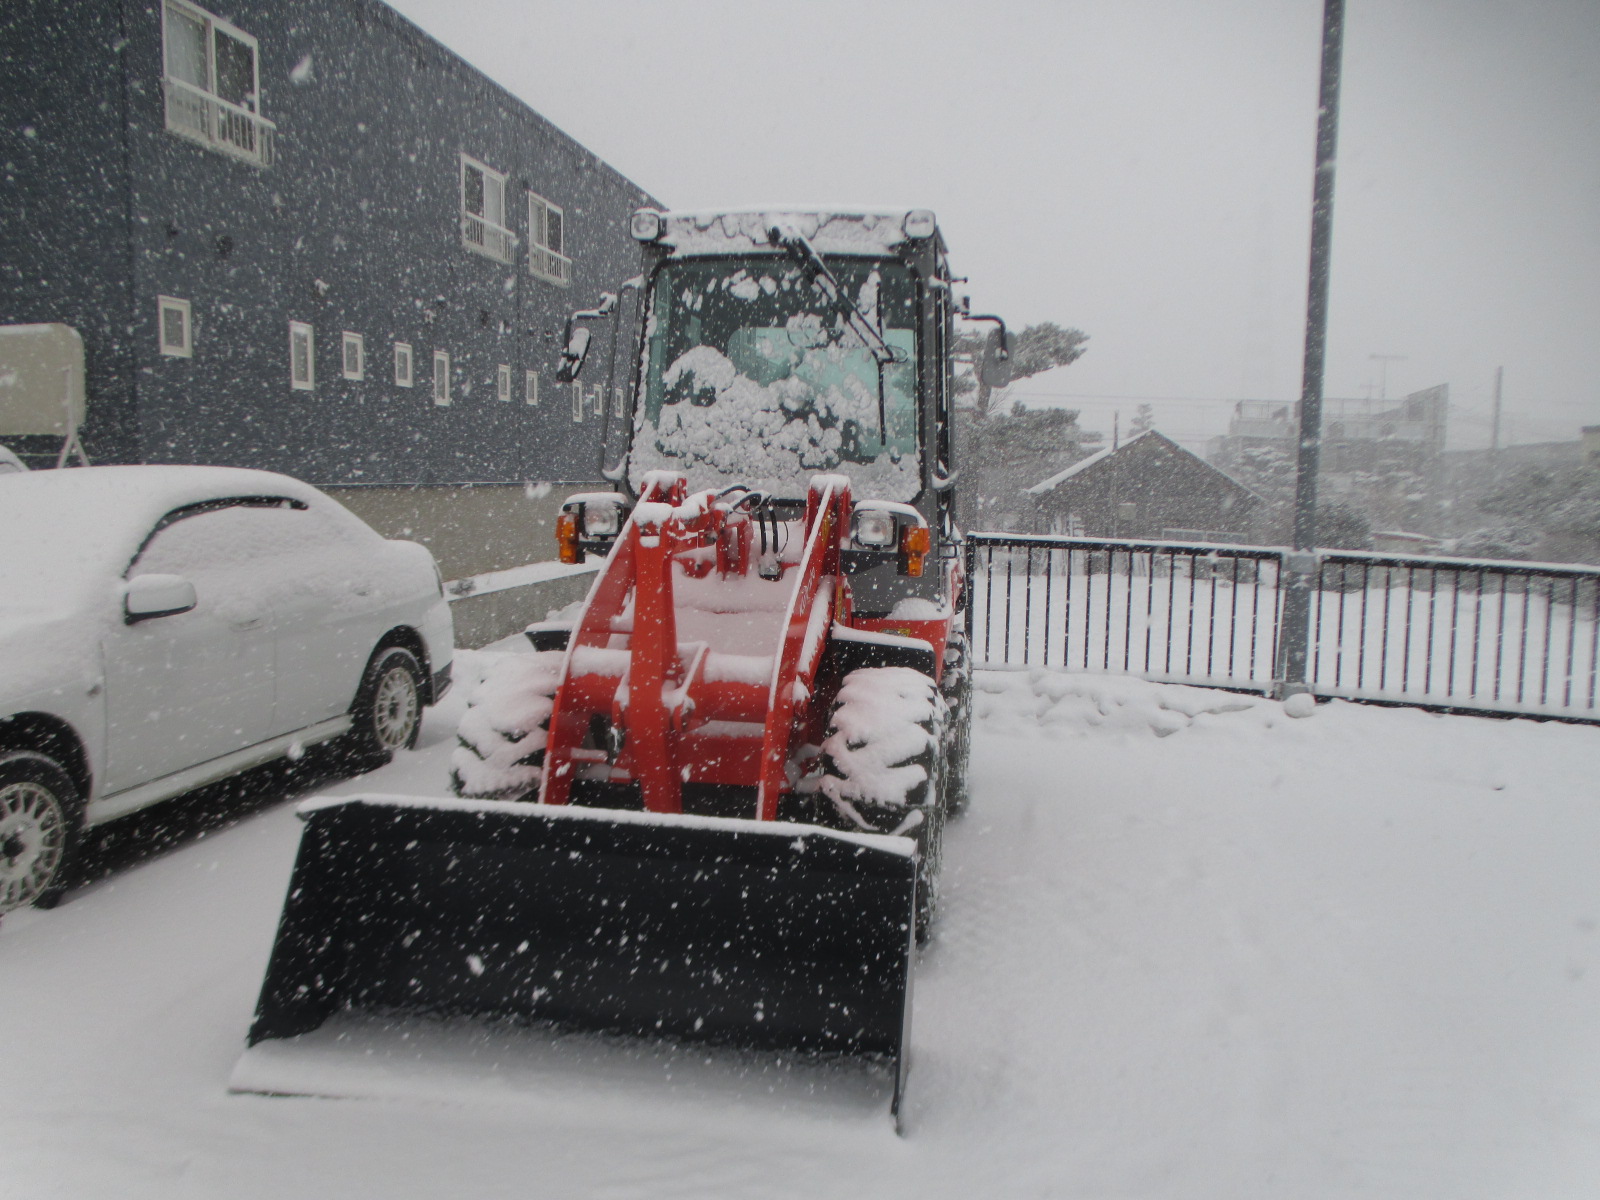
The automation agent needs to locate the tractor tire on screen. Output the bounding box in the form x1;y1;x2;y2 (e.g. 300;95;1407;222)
0;750;81;914
450;651;565;801
818;666;949;943
940;631;974;817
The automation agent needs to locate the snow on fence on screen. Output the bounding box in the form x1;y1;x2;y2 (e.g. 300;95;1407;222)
965;533;1600;723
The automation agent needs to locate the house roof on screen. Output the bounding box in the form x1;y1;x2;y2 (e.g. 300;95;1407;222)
1025;430;1262;501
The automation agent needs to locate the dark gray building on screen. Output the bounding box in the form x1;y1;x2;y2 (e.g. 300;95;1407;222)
1;0;658;581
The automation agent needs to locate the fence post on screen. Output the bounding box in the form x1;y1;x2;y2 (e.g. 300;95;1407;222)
963;536;976;647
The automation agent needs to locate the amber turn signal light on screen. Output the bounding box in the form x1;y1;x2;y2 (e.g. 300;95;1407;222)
898;524;930;577
556;510;583;564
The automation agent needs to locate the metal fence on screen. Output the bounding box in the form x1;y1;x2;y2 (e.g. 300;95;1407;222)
964;532;1600;723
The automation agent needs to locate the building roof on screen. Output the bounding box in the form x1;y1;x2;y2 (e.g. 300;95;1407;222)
1025;430;1261;501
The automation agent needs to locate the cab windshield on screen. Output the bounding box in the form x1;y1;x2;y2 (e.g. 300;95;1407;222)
628;257;919;500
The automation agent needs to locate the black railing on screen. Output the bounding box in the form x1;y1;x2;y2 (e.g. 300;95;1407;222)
965;532;1600;723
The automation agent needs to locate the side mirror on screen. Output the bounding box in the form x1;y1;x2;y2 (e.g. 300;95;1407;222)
554;323;592;383
979;326;1013;388
124;574;197;623
553;292;620;384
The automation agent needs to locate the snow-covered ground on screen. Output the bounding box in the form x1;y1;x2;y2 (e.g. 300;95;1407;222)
4;650;1598;1199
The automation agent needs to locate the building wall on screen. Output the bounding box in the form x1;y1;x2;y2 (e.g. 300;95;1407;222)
324;482;569;580
0;0;143;463
3;0;658;490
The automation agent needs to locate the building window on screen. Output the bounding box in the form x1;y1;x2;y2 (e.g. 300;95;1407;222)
289;321;314;390
592;385;604;417
160;0;274;167
571;381;583;422
158;296;192;357
528;191;571;286
496;364;512;403
432;350;450;406
394;342;413;387
613;386;626;417
460;154;514;263
524;369;539;406
341;332;365;381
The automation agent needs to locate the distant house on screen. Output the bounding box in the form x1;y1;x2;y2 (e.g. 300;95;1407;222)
1;0;659;582
1026;430;1261;543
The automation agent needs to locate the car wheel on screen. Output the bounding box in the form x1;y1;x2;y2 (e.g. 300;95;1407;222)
344;646;424;768
0;750;81;913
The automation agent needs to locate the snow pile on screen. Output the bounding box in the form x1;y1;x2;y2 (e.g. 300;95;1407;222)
448;649;564;800
632;341;918;501
975;666;1273;738
820;666;946;813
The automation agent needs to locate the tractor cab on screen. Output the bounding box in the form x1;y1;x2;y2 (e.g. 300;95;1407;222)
561;208;993;619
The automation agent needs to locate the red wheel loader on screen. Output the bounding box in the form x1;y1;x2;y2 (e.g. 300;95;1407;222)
241;209;1004;1119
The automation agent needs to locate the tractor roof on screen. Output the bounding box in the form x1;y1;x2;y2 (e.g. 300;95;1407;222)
657;208;945;258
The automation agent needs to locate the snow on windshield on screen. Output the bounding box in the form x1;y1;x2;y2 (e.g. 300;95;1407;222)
628;258;919;501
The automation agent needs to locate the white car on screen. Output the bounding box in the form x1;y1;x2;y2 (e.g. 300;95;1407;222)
0;465;454;911
0;444;27;474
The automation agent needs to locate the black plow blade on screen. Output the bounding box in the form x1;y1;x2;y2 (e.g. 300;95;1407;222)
241;795;918;1116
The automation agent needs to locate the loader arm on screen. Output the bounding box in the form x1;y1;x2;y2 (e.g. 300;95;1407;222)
542;470;854;821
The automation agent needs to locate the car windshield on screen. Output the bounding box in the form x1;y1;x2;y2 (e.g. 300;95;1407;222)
627;257;920;500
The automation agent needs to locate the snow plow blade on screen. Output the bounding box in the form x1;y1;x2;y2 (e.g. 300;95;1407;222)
246;795;918;1111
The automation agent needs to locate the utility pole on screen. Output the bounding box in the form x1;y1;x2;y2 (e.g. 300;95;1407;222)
1279;0;1346;698
1490;366;1504;458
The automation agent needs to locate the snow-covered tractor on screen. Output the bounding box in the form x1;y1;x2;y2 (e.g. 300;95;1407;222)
244;208;1001;1117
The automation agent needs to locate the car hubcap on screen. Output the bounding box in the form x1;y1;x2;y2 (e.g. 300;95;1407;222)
0;781;65;911
373;665;419;751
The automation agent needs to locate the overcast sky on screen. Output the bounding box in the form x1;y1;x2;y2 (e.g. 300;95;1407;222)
386;0;1600;451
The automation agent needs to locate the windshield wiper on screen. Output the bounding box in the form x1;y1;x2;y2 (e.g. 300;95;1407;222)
766;221;908;446
766;222;907;368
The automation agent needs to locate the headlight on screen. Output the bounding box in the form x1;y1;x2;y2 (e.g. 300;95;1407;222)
583;502;621;537
631;208;663;241
853;510;897;548
902;209;937;239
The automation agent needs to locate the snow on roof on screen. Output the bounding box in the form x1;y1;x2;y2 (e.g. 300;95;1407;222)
1023;439;1124;495
1;465;334;608
1025;430;1263;502
659;209;926;257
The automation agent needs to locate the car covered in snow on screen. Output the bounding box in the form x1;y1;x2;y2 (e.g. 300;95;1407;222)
0;444;27;474
0;465;454;912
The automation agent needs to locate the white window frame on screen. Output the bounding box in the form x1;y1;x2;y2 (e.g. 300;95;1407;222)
158;295;192;357
459;154;515;264
571;381;584;423
432;350;450;406
591;384;604;417
341;331;365;381
524;369;540;406
496;364;512;403
160;0;275;167
528;191;572;286
394;342;413;387
289;321;314;390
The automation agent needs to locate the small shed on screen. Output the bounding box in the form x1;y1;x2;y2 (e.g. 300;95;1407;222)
1026;430;1261;542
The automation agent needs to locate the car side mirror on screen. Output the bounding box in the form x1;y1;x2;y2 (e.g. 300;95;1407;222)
124;574;197;623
